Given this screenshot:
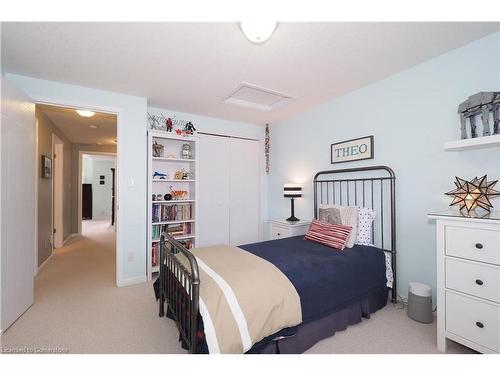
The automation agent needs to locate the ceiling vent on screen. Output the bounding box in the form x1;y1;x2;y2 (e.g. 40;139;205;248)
223;83;293;112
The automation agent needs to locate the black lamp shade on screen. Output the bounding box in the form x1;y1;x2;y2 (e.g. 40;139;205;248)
284;184;302;198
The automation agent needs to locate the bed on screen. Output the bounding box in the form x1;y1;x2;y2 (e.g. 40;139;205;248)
155;165;396;354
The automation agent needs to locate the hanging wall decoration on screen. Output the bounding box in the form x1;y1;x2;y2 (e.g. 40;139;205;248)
445;175;500;213
331;136;374;164
265;124;270;174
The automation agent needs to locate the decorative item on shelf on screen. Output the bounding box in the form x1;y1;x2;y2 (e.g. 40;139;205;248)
166;117;173;132
458;92;500;139
164;193;172;201
174;168;192;180
175;129;182;136
182;170;193;180
265;124;270;174
152;194;157;201
170;185;189;200
445;175;500;213
181;143;192;159
183;121;196;135
148;113;162;130
153;171;169;180
174;169;184;180
284;183;302;222
156;194;163;201
152;141;164;157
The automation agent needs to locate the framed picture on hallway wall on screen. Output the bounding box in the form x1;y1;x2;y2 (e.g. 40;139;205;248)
331;135;374;164
41;155;52;179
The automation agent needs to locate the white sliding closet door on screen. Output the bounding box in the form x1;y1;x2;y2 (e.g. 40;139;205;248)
229;138;260;246
197;134;231;247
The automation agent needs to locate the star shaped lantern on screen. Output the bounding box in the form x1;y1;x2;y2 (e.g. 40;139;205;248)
445;175;500;213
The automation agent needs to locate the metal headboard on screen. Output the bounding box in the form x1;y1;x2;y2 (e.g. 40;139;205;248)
313;165;397;302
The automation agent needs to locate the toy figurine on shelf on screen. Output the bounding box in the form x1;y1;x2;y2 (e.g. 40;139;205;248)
170;185;189;200
184;121;196;135
182;170;193;180
166;117;173;132
181;143;192;159
174;169;184;180
156;194;163;201
153;171;169;180
175;128;182;136
152;141;164;157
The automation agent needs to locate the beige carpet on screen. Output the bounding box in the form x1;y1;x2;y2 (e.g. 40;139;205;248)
1;221;474;354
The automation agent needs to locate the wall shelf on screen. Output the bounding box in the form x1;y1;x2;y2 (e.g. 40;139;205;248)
153;219;195;225
445;134;500;151
152;157;196;162
152;179;196;182
152;199;196;204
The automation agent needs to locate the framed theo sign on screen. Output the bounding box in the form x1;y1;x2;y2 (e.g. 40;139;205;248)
331;136;374;164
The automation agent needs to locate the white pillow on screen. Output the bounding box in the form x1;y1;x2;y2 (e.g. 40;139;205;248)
356;207;376;245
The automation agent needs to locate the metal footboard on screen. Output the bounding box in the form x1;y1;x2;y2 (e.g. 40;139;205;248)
158;232;200;353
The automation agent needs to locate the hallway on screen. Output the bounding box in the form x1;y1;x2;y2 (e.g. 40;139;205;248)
0;223;184;354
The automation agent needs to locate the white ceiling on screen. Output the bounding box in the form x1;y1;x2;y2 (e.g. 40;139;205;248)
37;104;117;145
3;22;499;125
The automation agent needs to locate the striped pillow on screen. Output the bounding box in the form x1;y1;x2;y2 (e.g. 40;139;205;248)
304;219;352;250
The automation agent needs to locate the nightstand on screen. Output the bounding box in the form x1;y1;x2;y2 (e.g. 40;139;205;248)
429;209;500;354
268;219;311;240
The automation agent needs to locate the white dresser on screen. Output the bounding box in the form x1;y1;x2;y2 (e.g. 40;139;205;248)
268;219;311;240
429;210;500;354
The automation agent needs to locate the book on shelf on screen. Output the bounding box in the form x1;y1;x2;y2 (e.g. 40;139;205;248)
151;222;192;241
152;242;159;268
152;203;192;223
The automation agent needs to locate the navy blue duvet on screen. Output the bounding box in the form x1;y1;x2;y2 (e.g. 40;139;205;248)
240;235;388;324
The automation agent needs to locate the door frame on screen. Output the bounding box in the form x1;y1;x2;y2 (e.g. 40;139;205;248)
78;151;117;234
52;133;64;248
33;100;121;286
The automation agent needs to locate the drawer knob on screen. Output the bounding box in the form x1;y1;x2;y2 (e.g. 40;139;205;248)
277;233;280;236
475;279;484;286
476;322;484;329
475;243;483;249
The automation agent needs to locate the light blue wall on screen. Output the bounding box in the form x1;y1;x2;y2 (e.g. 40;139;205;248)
268;32;500;299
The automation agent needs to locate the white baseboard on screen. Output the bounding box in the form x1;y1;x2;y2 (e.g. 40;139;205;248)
117;275;147;287
36;253;53;276
63;233;79;245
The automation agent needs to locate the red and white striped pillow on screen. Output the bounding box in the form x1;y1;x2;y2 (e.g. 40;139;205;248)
304;219;352;251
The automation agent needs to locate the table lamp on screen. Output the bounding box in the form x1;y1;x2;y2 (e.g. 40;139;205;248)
284;183;302;222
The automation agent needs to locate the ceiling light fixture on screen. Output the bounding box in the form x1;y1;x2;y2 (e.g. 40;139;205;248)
76;109;95;117
239;21;278;44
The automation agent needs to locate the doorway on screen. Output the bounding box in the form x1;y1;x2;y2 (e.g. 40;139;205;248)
80;152;117;236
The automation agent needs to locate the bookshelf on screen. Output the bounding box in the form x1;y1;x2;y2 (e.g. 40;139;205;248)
147;130;199;278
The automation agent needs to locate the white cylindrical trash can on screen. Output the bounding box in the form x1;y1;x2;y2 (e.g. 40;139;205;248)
407;282;433;324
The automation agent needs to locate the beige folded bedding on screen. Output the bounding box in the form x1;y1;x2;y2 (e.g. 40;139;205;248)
179;245;302;354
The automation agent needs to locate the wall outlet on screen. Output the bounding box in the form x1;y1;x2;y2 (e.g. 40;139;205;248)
127;252;135;262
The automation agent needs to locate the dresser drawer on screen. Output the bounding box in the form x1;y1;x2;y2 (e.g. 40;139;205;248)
445;226;500;265
446;258;500;303
446;291;500;352
269;225;292;240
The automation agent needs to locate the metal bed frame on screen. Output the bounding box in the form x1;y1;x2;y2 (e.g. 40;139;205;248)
313;165;397;302
158;165;397;353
